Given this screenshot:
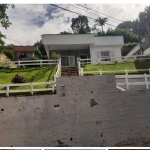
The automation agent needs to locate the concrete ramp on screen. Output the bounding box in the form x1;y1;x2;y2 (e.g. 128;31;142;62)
0;76;150;146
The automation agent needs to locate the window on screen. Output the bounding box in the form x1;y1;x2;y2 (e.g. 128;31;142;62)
96;51;110;61
101;51;110;61
96;51;115;62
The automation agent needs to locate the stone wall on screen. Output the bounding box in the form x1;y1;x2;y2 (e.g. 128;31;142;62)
0;76;150;147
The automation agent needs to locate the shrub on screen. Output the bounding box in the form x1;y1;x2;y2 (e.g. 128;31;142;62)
51;52;60;59
24;56;39;60
3;50;15;60
121;42;137;56
40;55;48;60
11;74;26;83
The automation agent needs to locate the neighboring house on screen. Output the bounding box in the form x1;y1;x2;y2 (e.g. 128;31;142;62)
42;34;124;66
13;46;36;60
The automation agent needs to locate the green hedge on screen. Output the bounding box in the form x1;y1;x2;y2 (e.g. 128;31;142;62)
121;42;137;56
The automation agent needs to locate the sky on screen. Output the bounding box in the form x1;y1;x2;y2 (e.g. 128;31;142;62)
0;3;150;46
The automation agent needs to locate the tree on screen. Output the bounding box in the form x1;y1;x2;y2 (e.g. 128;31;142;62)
71;15;91;34
34;40;46;55
34;47;42;58
117;21;133;30
139;6;150;35
95;28;139;43
0;4;15;45
94;17;108;32
0;4;15;29
2;44;14;50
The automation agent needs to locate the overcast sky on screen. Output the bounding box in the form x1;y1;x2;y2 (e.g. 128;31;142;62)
0;3;150;46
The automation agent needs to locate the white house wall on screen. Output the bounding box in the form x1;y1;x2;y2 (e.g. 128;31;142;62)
90;45;122;64
94;36;124;46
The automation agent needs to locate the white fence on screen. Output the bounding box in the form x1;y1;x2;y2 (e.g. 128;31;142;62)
0;81;55;96
54;58;61;83
0;58;62;96
79;55;150;65
83;68;150;76
1;59;59;68
13;59;59;67
116;74;150;91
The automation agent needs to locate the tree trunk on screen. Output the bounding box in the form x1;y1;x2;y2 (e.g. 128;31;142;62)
102;26;103;32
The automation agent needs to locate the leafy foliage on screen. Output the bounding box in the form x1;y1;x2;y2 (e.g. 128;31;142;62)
23;56;39;60
71;15;91;34
34;40;46;55
3;50;15;60
95;28;139;43
117;6;150;36
2;44;14;50
0;4;15;45
11;74;26;83
40;55;48;60
60;31;72;34
51;52;60;59
117;21;133;30
35;47;42;58
0;4;15;29
94;17;108;32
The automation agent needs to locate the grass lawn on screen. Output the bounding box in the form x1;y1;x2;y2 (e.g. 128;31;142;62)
0;66;57;91
82;60;150;75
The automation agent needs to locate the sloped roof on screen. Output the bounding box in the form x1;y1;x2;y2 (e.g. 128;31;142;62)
14;46;36;52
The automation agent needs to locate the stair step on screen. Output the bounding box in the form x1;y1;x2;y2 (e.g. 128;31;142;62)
61;66;79;77
61;71;78;72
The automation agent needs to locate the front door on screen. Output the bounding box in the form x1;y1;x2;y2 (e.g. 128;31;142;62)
61;56;75;66
61;57;69;66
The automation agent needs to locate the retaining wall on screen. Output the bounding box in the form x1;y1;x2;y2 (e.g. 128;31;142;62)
0;76;150;146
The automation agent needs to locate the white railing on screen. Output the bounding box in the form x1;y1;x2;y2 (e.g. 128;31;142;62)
116;74;150;91
79;55;150;65
12;59;59;68
83;68;150;75
54;58;61;83
0;58;62;96
0;81;55;96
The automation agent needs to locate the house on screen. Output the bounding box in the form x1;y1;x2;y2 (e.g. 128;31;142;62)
42;34;124;66
13;46;36;60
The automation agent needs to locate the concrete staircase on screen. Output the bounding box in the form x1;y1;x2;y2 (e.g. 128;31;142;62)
61;67;79;76
124;35;150;61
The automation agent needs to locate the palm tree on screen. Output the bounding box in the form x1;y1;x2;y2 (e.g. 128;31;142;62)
94;17;108;32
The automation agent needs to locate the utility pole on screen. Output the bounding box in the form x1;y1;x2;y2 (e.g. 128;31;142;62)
147;22;150;35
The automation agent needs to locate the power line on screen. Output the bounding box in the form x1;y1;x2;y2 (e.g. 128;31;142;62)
77;4;124;22
0;26;24;44
68;4;121;24
50;4;118;28
5;38;24;44
4;37;24;44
